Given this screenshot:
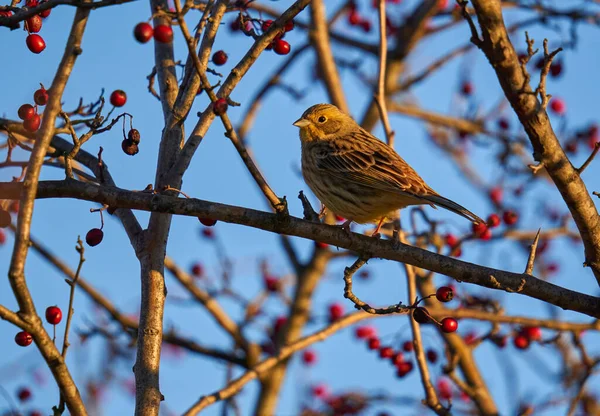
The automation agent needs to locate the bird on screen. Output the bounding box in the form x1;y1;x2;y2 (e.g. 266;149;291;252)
293;103;483;235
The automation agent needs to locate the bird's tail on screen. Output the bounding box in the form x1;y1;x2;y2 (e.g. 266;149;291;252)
422;194;484;224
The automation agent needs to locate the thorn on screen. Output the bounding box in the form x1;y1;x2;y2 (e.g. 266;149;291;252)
524;229;541;275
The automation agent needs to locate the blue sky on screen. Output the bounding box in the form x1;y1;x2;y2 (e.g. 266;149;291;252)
1;0;600;415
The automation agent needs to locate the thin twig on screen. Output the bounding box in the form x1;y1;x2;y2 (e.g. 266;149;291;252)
524;229;541;275
374;0;395;146
577;141;600;174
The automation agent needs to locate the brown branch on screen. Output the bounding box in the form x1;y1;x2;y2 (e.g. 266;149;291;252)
375;0;395;146
4;179;600;319
577;141;600;174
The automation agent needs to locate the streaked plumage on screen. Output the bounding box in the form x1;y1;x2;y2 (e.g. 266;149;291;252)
294;103;483;228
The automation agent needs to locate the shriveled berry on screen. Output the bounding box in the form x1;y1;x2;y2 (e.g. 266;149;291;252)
412;307;430;324
18;104;35;120
0;209;10;228
213;98;228;115
26;34;46;53
435;286;454;303
85;228;103;246
23;114;41;132
212;50;228;66
134;22;154;43
110;90;127;107
121;139;139;156
128;128;141;144
34;88;48;106
15;331;33;347
272;39;290;55
45;306;62;325
154;24;173;43
440;317;458;333
25;14;42;33
198;218;217;227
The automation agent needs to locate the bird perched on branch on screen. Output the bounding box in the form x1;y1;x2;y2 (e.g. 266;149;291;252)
294;103;483;235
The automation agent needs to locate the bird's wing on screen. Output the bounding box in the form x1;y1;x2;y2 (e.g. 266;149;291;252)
311;132;434;198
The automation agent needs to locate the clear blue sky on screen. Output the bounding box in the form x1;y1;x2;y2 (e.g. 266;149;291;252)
1;1;600;415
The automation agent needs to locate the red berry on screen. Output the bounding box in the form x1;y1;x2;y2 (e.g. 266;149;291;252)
402;340;413;352
45;306;62;325
0;229;6;245
272;39;290;55
18;104;35;120
26;34;46;53
396;361;413;377
121;139;138;156
213;98;228;115
347;10;360;25
201;227;214;238
134;22;153;43
23;114;41;132
110;90;127;107
284;20;294;32
38;1;51;18
549;60;563;77
154;24;173;43
437;378;452;400
191;262;204;277
487;213;501;228
378;346;394;359
302;349;317;365
315;241;328;249
444;233;458;247
198;218;217;227
520;326;541;341
358;269;370;279
261;19;273;32
545;262;559;274
503;210;519;226
489;187;503;204
492;335;508;348
355;325;375;339
440;317;458;333
412;307;430;324
328;302;344;322
0;10;12;17
17;387;32;402
359;19;371;32
0;210;11;228
264;276;279;292
85;228;103;247
497;118;510;130
229;19;240;32
549;97;565;115
513;334;530;350
426;349;438;363
273;316;287;334
367;337;380;350
461;81;473;96
25;14;42;33
392;352;404;365
15;331;33;347
311;384;329;398
34;88;48;106
435;286;454;303
472;222;488;237
212;50;228;66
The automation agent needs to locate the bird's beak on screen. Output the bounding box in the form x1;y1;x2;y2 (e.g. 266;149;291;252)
293;118;311;128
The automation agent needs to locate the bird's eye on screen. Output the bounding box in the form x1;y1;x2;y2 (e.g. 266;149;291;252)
318;116;327;123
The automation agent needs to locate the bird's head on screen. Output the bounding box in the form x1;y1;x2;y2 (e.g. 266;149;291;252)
293;103;354;142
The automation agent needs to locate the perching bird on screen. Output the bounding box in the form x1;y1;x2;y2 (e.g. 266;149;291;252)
294;103;483;235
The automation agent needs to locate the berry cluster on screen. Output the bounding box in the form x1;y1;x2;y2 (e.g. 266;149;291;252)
19;0;52;54
15;306;62;347
134;22;173;44
17;86;48;133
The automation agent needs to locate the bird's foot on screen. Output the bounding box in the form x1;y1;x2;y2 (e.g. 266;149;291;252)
340;219;353;237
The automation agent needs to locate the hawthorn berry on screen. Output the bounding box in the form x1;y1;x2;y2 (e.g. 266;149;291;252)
128;128;141;144
489;187;503;204
0;229;6;245
497;118;510;130
191;262;204;277
154;24;173;43
45;306;62;325
38;1;51;18
34;88;48;106
85;228;104;247
412;307;430;324
461;81;473;96
18;104;35;120
198;218;217;227
264;276;279;292
440;317;458;333
396;361;413;377
213;98;228;115
328;302;344;322
272;316;287;334
0;10;12;17
444;233;458;248
315;241;329;249
358;269;370;279
15;331;33;347
201;227;214;238
513;334;530;350
302;349;317;365
520;326;541;341
426;349;438;363
391;352;404;365
347;10;360;25
354;325;375;339
402;340;413;352
503;210;519;226
212;50;228;66
367;337;381;350
435;286;454;303
121;139;139;156
0;209;11;228
272;39;290;55
549;97;566;115
437;379;452;400
261;19;273;32
311;384;329;398
110;90;127;107
487;213;501;228
472;222;488;237
134;22;153;43
549;60;563;77
378;346;394;359
284;20;294;32
23;114;41;132
25;14;42;33
359;19;371;32
26;34;46;53
17;387;32;402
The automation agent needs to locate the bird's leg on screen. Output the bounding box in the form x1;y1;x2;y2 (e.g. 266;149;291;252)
341;219;353;237
371;217;386;238
318;204;327;220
